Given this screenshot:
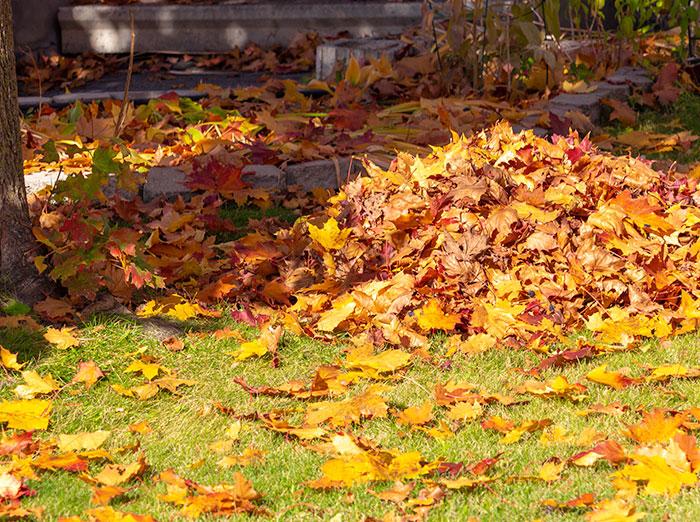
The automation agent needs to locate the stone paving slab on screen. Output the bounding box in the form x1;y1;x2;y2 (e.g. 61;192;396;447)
142;166;190;202
547;66;651;126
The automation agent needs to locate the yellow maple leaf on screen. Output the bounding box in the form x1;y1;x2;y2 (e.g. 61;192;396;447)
112;383;159;401
57;430;111;452
124;360;166;381
586;498;646;522
317;294;356;332
231;325;282;361
396;401;433;426
617;454;697;495
138;294;219;322
0;399;52;430
538;460;565;482
308;218;351;250
43;327;80;349
13;371;60;399
587;364;637;390
414;299;460;332
0;346;24;370
446;400;483;422
232;339;268;361
344;345;412;376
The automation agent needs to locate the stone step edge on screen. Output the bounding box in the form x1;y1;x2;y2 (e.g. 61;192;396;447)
58;2;423;53
24;156;372;199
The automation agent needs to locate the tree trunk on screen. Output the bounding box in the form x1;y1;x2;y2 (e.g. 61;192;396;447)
0;0;48;304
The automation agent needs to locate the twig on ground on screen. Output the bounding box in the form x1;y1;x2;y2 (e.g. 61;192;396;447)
115;12;136;138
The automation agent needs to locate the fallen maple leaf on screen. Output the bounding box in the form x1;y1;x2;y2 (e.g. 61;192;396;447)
0;399;52;430
82;506;156;522
124;359;168;380
585;498;646;522
616;454;697;495
0;346;24;370
308;217;351;250
57;430;111;452
158;469;264;517
44;327;80;349
231;324;282;361
603;98;637;126
93;454;147;486
344;344;412;377
70;361;105;390
90;485;129;506
13;370;60;399
414;299;460;332
396;401;433;426
586;365;639;390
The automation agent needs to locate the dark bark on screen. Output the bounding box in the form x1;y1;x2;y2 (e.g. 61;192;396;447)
0;0;49;304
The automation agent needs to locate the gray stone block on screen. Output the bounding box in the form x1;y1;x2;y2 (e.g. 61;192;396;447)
316;38;404;80
142;166;190;202
241;164;286;191
286;157;364;191
596;81;630;101
59;3;422;53
549;91;605;122
606;66;653;90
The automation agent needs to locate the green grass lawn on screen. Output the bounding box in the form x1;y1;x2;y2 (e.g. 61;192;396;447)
2;310;700;520
603;91;700;164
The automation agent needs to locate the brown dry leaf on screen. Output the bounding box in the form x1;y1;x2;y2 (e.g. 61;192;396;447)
603;98;637;126
162;336;185;352
34;297;75;321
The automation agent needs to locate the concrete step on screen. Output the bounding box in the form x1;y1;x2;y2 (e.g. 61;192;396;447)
58;2;422;54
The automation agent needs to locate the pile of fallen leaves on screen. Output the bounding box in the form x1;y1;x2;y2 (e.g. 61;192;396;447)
223;122;700;352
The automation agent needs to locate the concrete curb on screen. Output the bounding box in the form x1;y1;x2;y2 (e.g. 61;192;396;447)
58;2;422;53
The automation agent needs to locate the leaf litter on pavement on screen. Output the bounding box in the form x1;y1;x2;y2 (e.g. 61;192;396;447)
5;18;700;522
